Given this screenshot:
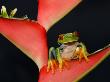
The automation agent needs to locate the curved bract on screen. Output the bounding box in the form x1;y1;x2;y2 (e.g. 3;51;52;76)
38;45;110;82
37;0;82;31
0;18;48;69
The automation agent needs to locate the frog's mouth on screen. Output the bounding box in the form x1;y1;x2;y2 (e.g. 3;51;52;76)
58;32;79;44
58;39;78;44
63;41;77;45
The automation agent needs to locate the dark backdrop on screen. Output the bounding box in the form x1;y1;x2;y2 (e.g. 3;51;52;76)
0;0;110;82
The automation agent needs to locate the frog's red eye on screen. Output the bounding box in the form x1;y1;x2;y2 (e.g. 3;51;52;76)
73;32;79;37
76;32;80;36
59;35;63;40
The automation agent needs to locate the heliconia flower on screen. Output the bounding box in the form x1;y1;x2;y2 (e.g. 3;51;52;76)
0;0;110;82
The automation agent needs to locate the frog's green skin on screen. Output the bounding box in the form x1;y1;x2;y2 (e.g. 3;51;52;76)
47;32;89;73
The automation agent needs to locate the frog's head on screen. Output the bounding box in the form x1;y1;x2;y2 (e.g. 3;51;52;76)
58;32;79;44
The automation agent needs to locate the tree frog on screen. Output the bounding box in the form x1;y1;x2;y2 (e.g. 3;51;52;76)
47;32;89;73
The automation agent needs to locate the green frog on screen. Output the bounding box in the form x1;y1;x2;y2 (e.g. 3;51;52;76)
47;32;89;73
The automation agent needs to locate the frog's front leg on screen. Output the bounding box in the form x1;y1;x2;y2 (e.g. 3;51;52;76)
47;47;58;73
56;48;69;72
75;42;89;62
47;47;70;73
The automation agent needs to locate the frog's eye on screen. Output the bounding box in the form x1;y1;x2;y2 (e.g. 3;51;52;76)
73;32;79;37
59;35;63;40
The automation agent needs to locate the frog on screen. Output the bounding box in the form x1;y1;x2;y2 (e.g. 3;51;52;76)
47;32;89;73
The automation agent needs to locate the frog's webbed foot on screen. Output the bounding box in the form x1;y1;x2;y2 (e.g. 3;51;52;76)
75;42;89;62
47;47;58;73
58;58;70;72
47;59;58;73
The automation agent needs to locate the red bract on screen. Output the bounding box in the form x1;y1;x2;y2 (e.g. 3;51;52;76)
39;46;110;82
38;0;82;30
0;18;48;69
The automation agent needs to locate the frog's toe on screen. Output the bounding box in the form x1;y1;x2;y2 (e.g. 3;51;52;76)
82;52;89;62
63;59;71;69
47;59;58;74
78;52;89;62
58;59;70;72
58;60;63;72
84;55;89;62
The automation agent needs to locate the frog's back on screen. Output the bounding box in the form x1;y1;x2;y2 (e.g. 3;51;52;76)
57;32;79;44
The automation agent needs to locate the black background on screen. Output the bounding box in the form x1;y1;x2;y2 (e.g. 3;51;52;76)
0;0;110;82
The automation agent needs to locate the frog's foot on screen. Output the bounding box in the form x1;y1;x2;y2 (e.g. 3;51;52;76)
74;43;89;62
47;59;58;73
76;45;89;62
47;47;58;73
58;58;70;72
78;51;89;62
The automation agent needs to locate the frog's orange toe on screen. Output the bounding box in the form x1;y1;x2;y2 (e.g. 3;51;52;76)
47;59;58;74
58;59;71;72
63;60;71;69
78;52;89;62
